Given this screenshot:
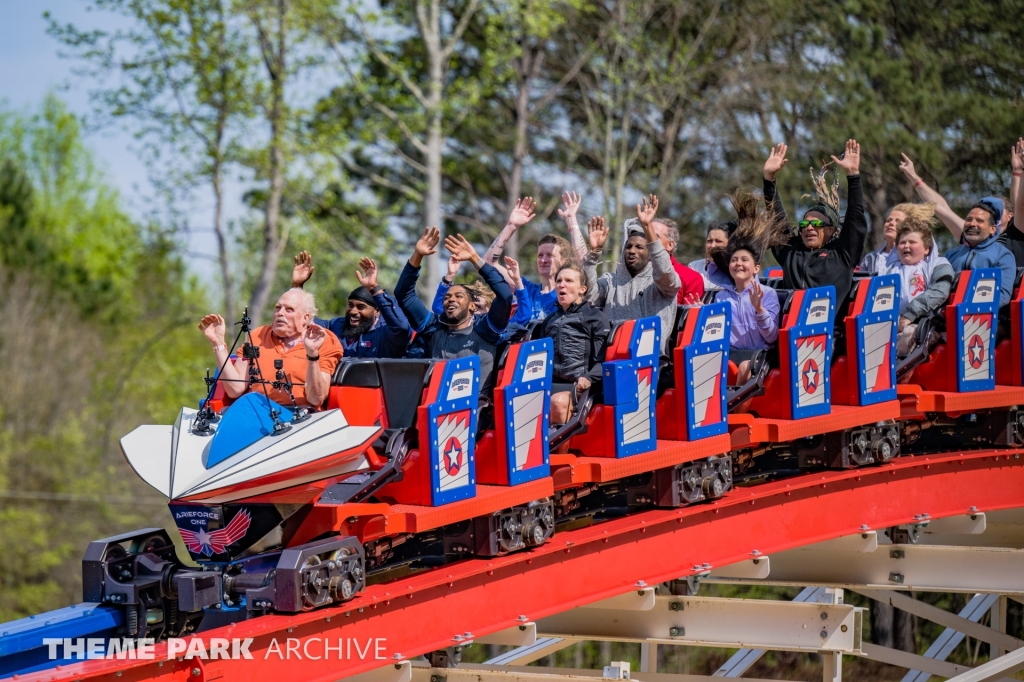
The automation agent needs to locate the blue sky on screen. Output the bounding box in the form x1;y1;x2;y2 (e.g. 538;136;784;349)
0;0;223;283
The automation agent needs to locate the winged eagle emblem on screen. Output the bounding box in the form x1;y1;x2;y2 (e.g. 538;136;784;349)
178;509;251;556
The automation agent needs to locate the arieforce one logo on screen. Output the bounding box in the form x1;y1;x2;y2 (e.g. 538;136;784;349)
174;510;220;522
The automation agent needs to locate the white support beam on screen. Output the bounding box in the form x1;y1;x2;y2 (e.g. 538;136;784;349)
854;589;1024;652
861;642;973;678
740;542;1024;593
945;646;1024;682
640;642;658;673
804;531;879;553
476;622;538;647
438;662;789;682
583;587;657;611
925;513;987;535
535;595;862;653
994;596;1009;657
484;637;579;666
712;587;828;677
708;557;771;580
902;594;999;682
348;660;412;682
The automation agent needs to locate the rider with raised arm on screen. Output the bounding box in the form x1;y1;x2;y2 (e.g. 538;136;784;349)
198;288;342;408
899;150;1016;247
763;140;868;308
583;195;682;354
943;197;1016;307
433;254;533;329
478;194;587;321
291;251;412;359
396;227;514;391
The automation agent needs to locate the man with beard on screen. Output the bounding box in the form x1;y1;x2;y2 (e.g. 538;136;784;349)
583;195;682;355
944;197;1016;307
395;227;513;392
292;251;412;358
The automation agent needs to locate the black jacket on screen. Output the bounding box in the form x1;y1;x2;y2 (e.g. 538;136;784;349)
540;301;612;383
998;218;1024;270
766;175;868;307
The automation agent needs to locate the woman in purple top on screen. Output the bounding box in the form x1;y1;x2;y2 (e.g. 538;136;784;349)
706;192;789;383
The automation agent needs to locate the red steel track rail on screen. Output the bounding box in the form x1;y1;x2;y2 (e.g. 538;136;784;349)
16;447;1024;682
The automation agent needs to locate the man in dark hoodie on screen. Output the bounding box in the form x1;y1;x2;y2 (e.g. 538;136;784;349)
292;251;412;358
762;140;868;308
583;195;681;354
395;227;514;392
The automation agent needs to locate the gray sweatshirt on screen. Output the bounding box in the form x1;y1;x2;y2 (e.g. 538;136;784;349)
584;220;682;354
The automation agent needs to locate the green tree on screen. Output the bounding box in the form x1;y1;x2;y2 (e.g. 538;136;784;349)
47;0;255;321
0;97;207;619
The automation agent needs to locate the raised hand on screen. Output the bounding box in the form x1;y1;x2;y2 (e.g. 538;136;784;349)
681;292;703;307
763;143;788;181
415;226;441;257
508;197;537;228
832;139;861;175
1012;138;1024;173
445;233;481;263
504;255;523;289
898;152;919;182
558;191;582;221
749;279;765;313
199;314;227;346
587;216;608;251
292;250;314;288
445;255;460;281
303;323;328;356
636;194;659;228
356;257;378;289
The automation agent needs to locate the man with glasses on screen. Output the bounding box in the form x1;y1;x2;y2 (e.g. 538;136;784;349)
761;141;869;308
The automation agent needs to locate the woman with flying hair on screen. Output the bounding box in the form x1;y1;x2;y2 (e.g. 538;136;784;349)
858;202;938;274
703;191;791;383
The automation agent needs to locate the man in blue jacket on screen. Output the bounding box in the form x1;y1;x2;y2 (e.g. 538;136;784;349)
396;227;513;392
292;251;412;358
945;197;1016;307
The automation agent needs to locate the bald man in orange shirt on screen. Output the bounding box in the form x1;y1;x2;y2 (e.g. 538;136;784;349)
199;288;342;409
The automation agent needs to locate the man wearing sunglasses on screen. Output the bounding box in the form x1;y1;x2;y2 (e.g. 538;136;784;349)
761;140;869;308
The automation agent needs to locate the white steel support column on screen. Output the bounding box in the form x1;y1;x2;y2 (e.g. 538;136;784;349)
757;543;1024;594
993;596;1009;657
820;589;843;682
902;594;998;682
483;637;579;665
854;589;1023;652
535;595;862;653
944;646;1024;682
639;642;658;673
713;587;826;677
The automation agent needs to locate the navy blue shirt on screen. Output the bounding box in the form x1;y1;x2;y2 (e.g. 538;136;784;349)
315;289;411;358
395;261;513;389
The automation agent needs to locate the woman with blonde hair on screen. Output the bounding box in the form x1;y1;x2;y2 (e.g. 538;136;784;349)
859;202;938;273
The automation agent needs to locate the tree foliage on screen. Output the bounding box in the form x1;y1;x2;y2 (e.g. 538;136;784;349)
0;96;207;619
